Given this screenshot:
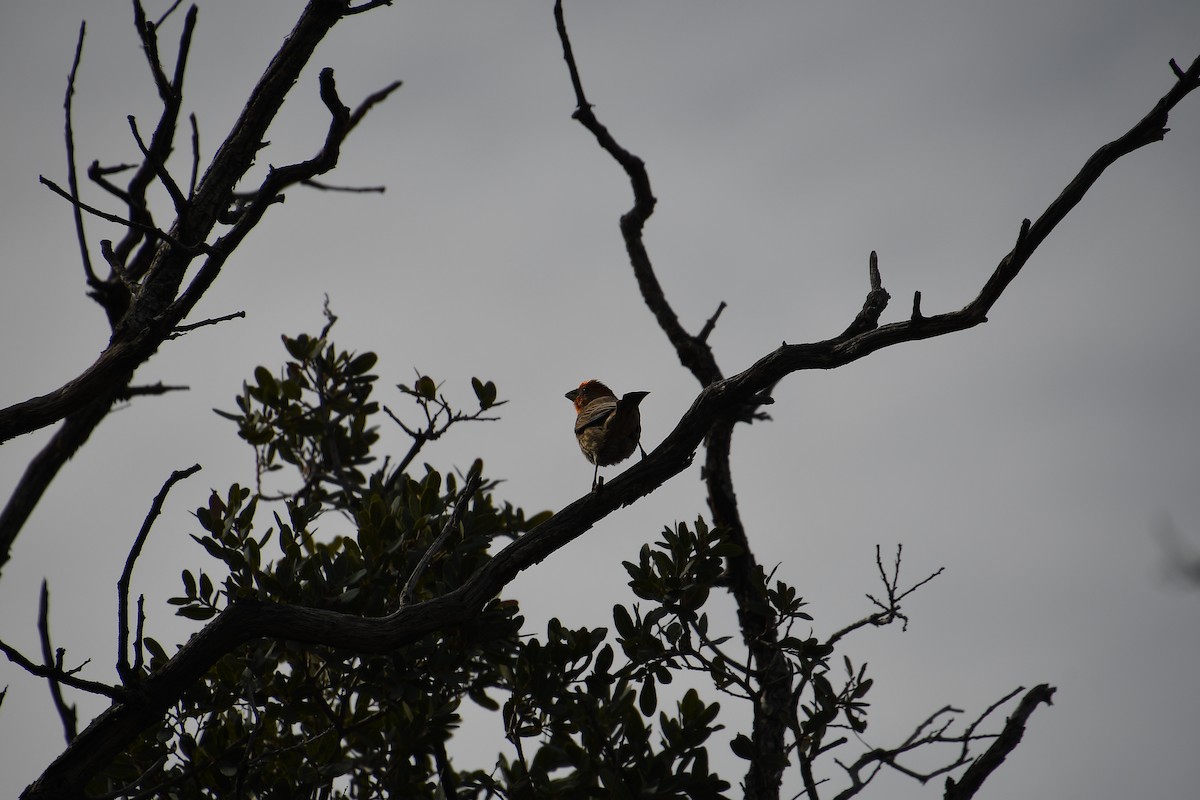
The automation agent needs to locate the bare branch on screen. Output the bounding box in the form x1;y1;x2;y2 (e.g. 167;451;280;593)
944;685;1056;800
114;382;190;401
697;301;727;344
187;113;200;198
825;546;944;646
38;176;207;255
344;0;394;15
0;625;124;702
0;399;115;572
170;309;246;338
841;251;892;338
300;178;386;194
0;2;399;580
118;465;202;684
39;582;77;742
553;0;721;386
63;21;97;285
126;115;188;213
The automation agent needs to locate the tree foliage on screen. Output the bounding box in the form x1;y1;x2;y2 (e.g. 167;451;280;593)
82;322;1018;799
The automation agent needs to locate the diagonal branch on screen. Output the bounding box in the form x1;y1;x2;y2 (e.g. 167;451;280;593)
553;0;721;385
400;468;482;605
943;685;1056;800
0;1;398;579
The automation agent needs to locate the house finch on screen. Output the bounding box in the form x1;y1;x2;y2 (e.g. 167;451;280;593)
565;380;649;490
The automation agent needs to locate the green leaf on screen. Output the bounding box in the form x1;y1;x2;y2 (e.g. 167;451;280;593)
349;352;378;375
177;605;216;621
730;733;756;760
472;378;498;410
282;334;310;360
143;637;168;663
613;604;634;639
181;569;197;598
639;675;657;715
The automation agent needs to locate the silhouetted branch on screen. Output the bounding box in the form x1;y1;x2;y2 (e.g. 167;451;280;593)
300;178;386;193
944;685;1056;800
39;583;78;743
115;383;190;400
553;0;722;386
841;251;891;338
825;545;944;647
0;611;123;702
63;21;96;286
38;176;204;255
0;0;397;579
117;465;202;684
170;310;245;338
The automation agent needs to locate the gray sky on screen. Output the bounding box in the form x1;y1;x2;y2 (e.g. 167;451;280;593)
2;1;1199;797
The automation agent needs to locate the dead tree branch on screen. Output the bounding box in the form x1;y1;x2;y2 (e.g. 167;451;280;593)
943;685;1057;800
38;583;78;743
0;0;398;575
117;465;202;684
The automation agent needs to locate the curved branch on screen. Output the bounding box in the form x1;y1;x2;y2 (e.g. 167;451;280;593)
553;0;721;385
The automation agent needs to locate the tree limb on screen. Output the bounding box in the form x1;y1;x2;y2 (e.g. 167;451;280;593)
0;0;396;577
943;685;1056;800
117;465;202;684
39;583;78;743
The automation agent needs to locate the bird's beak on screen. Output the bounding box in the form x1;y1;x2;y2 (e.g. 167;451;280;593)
564;389;579;402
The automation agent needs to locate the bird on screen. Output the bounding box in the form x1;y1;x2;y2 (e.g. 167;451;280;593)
565;380;649;491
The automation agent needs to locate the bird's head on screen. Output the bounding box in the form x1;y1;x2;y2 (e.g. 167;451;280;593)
565;379;616;412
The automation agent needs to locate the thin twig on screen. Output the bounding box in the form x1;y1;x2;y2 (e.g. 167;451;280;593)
170;310;246;338
39;582;78;742
0;632;124;701
825;546;944;646
400;469;482;605
697;301;727;343
188;113;200;198
118;464;202;683
300;178;386;194
39;176;208;255
115;382;190;401
127;115;188;212
63;21;97;285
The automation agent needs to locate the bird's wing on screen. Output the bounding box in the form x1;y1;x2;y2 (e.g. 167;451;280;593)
574;396;616;433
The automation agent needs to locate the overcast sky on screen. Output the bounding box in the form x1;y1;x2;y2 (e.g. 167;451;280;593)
2;1;1199;797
